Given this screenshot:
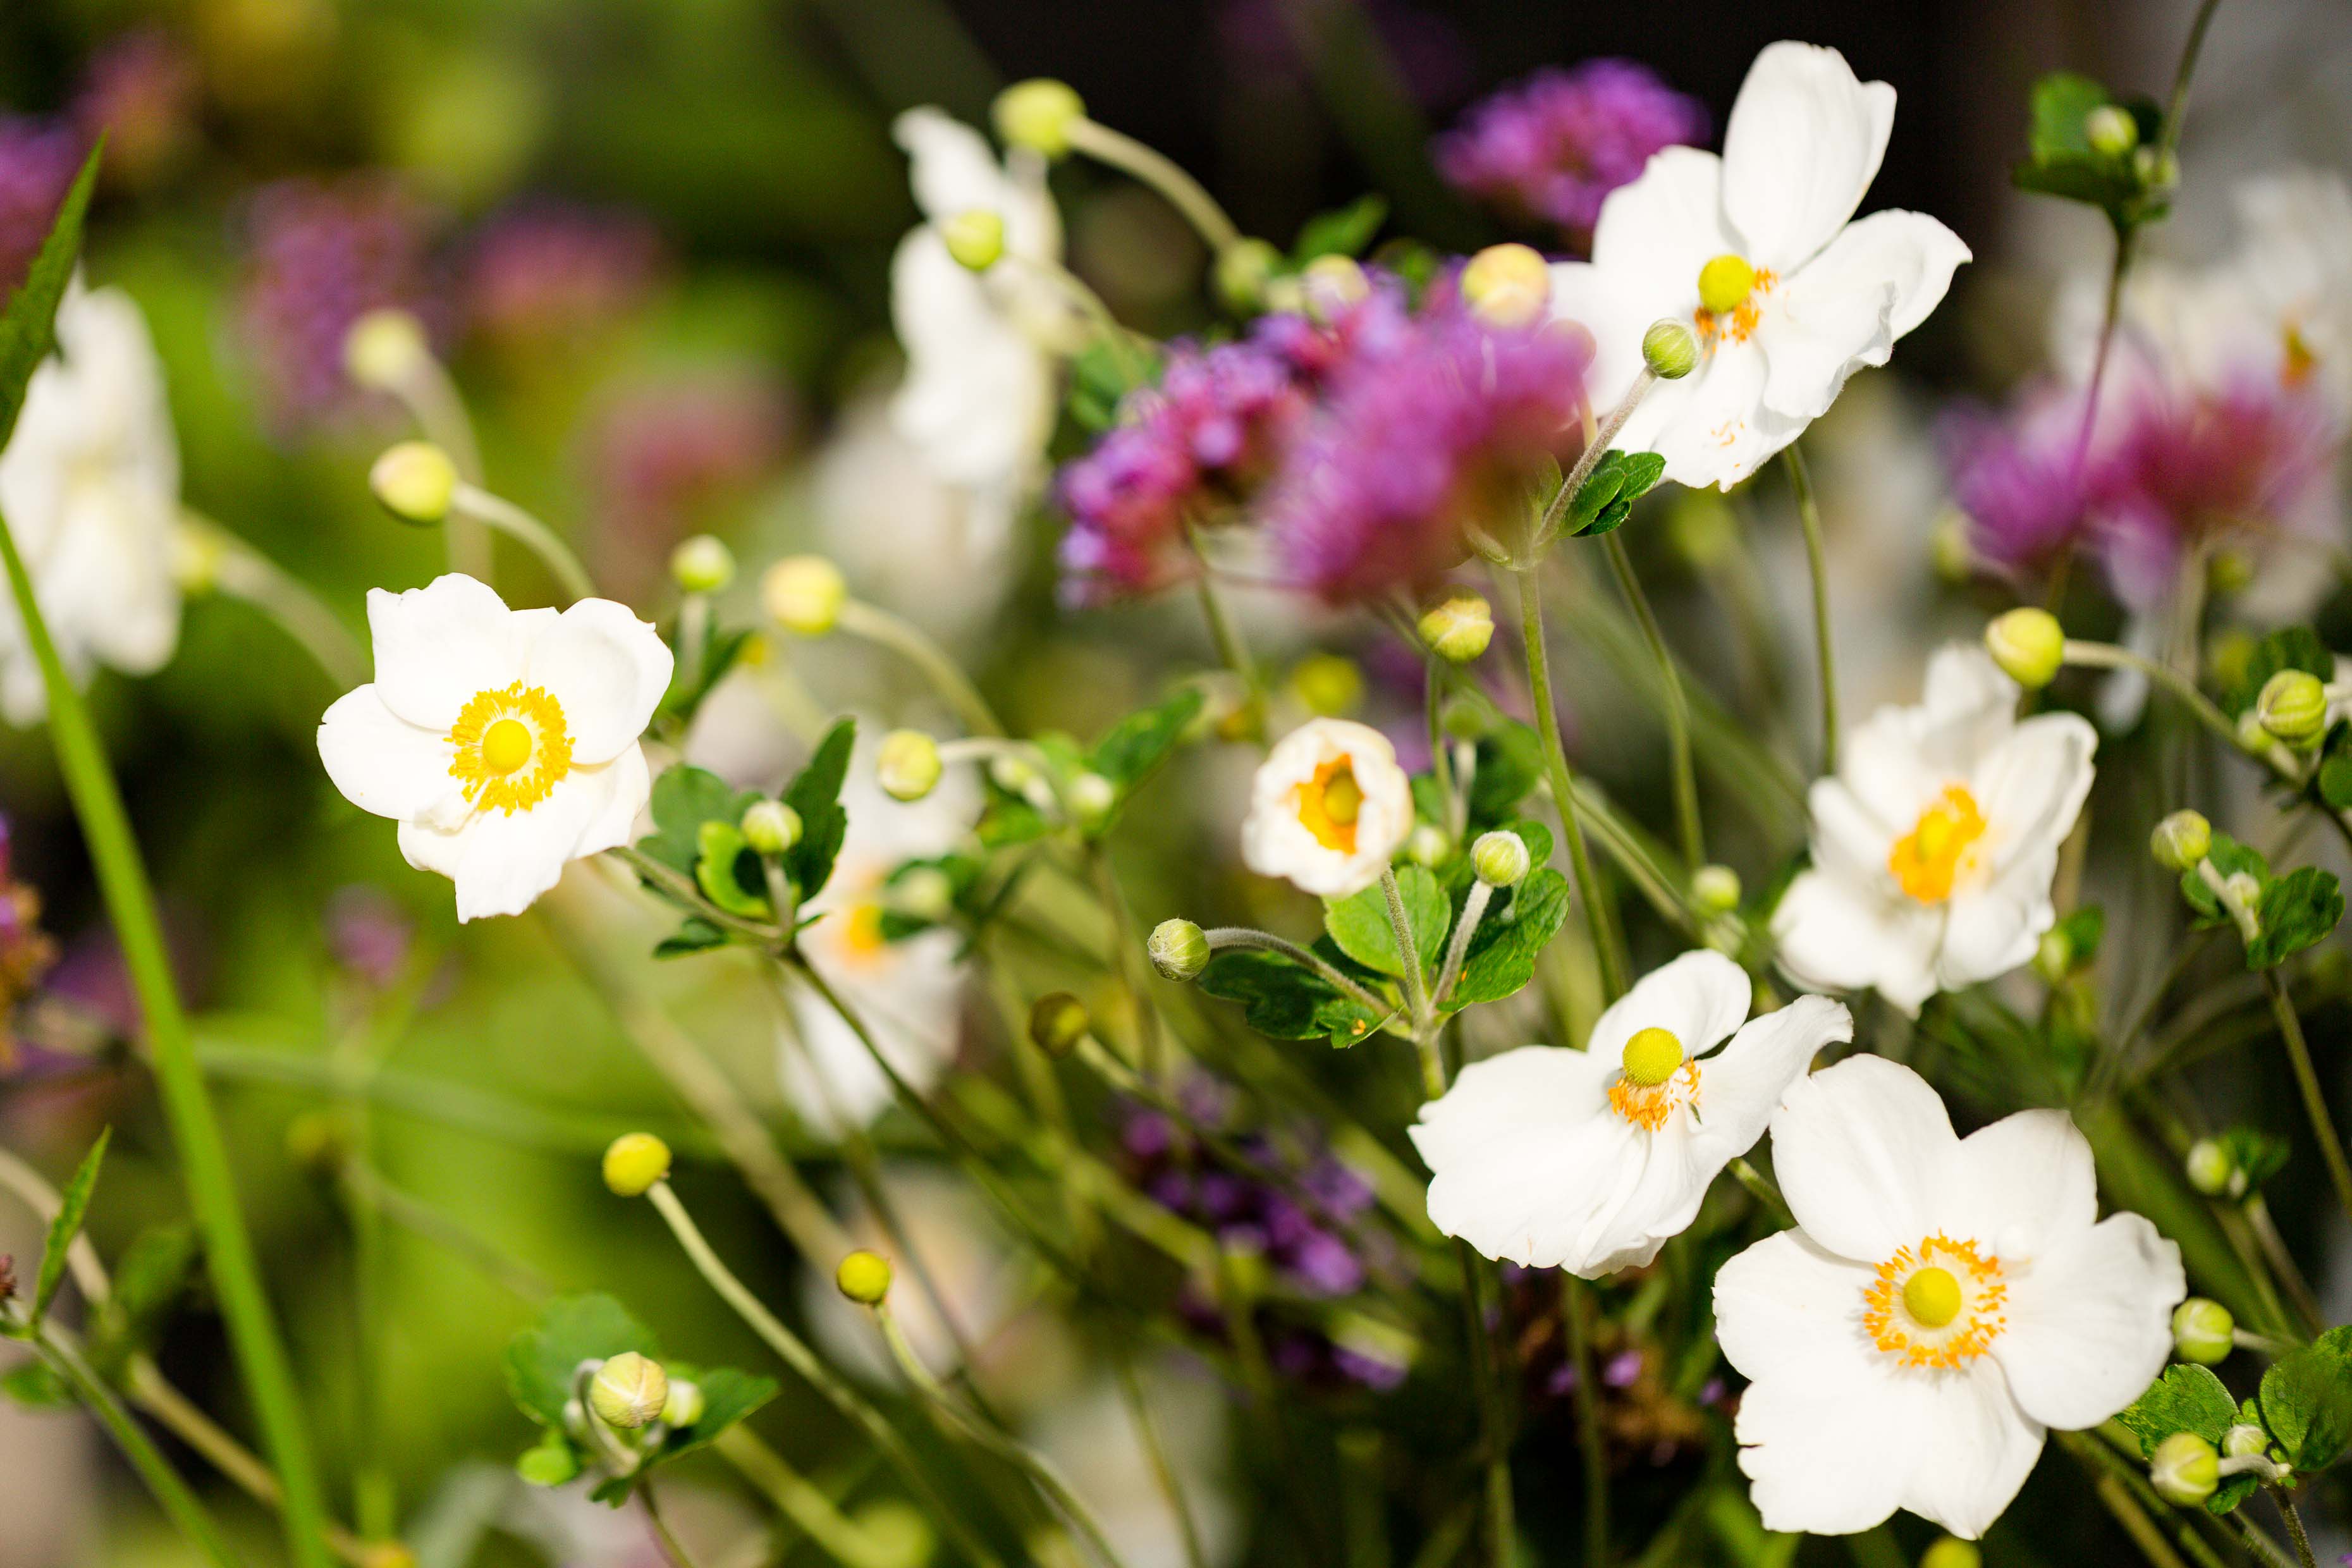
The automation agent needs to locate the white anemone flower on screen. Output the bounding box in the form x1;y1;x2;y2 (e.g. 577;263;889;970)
1772;646;2095;1014
1240;718;1414;899
317;574;672;922
1548;41;1971;490
0;277;182;725
888;107;1076;544
1411;951;1850;1276
1717;1055;2183;1539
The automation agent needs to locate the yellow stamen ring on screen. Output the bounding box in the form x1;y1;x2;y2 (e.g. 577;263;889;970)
1888;784;1989;905
447;682;573;814
1864;1235;2007;1368
1292;757;1364;854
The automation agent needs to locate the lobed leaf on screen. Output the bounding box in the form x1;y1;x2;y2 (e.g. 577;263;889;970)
1292;196;1387;264
1442;869;1571;1011
1324;866;1447;980
639;766;758;878
2248;867;2343;970
2262;1326;2352;1473
780;718;856;899
505;1293;660;1430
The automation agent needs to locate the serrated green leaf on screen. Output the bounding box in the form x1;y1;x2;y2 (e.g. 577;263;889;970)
1292;196;1387;264
2248;867;2343;970
658;1365;778;1464
1323;866;1447;979
1443;869;1571;1011
781;719;855;900
2054;904;2105;965
1088;687;1204;799
694;821;770;919
85;1223;198;1380
2117;1361;2239;1457
2318;725;2352;811
0;1361;71;1409
639;766;759;878
35;1127;109;1323
1468;722;1545;825
1196;950;1385;1044
505;1294;660;1430
0;145;100;453
2262;1326;2352;1472
2179;833;2268;924
659;625;754;724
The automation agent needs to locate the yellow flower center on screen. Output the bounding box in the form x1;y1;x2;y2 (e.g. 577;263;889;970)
1620;1026;1684;1087
1887;785;1988;903
1608;1056;1700;1132
446;682;573;814
1864;1235;2007;1368
1292;757;1363;854
1693;253;1775;348
843;902;889;957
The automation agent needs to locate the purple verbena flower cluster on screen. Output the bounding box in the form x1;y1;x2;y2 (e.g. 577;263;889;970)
461;200;665;353
1434;61;1708;250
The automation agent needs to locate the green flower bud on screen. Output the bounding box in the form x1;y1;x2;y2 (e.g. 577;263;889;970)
1292;652;1365;716
1405;824;1452;869
1984;608;2065;690
369;441;458;526
2150;810;2212;872
661;1377;705;1430
893;866;954;923
1148;918;1210;983
1419;596;1495;663
589;1352;668;1431
344;307;431;391
877;730;943;802
602;1132;672;1197
2172;1298;2235;1365
1068;771;1117;829
1641;319;1698;381
1919;1538;1980;1568
1691;864;1741;916
1930;508;1975;584
2185;1138;2239;1197
1302;255;1369;321
836;1249;893;1305
1461;243;1550;328
2032;928;2074;986
2224;871;2263;916
2222;1423;2269;1460
1028;991;1089;1057
516;1434;581;1487
1471;830;1531;888
2150;1431;2219;1507
670;534;735;594
2085;104;2140;157
993;79;1086;157
740;799;802;857
2257;668;2327;745
761;556;847;637
1215;238;1283;314
941;209;1005;271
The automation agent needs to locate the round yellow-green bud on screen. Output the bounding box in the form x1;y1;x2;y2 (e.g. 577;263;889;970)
2172;1298;2235;1365
285;1110;350;1177
1292;651;1365;716
941;209;1005;271
1405;824;1452;869
1148;918;1210;983
369;441;458;526
1641;319;1698;381
670;534;735;594
1691;864;1742;916
2208;630;2258;695
2085;104;2140;158
344;307;431;391
894;866;955;923
2223;1423;2269;1461
1028;991;1089;1058
2257;668;2328;745
2150;809;2212;872
2184;1137;2239;1198
1215;237;1283;313
1919;1537;1980;1568
1068;771;1117;830
602;1132;672;1197
1471;830;1530;889
836;1249;893;1305
2032;927;2074;986
1620;1026;1684;1087
1984;608;2065;690
661;1377;706;1430
1461;243;1550;328
877;730;943;802
2150;1431;2219;1507
516;1434;581;1487
1697;254;1756;316
1302;255;1369;321
1419;595;1495;663
761;555;847;637
850;1500;936;1568
589;1352;669;1431
740;799;802;857
993;79;1086;157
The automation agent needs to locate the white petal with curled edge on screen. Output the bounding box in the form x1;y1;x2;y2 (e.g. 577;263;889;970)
1801;209;1971;341
1547;259;1663;420
318;685;462;823
1624;337;1794;491
1586;949;1755;1064
1689;993;1853;1167
573;745;653;861
1972;711;2097;867
1897;1359;2045;1540
444;779;601;922
1938;1108;2098;1260
1770;1054;1955;1263
1771;868;1940;1012
1721;42;1897;273
1588;147;1738;311
524;598;674;766
367;575;524;731
1992;1213;2184;1431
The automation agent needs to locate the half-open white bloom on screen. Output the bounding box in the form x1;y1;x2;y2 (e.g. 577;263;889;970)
1548;41;1969;489
1240;718;1414;898
0;277;182;725
889;108;1076;544
318;574;671;922
1717;1055;2183;1540
1773;646;2094;1014
1411;951;1851;1277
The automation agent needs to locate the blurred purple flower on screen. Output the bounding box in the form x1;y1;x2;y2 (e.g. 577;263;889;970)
0;117;87;296
1940;386;2095;577
325;885;413;989
587;371;792;596
1435;61;1708;250
461;200;664;355
73;29;200;190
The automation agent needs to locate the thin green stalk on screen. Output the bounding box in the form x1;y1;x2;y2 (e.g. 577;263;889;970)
1203;927;1393;1019
2277;1496;2317;1568
1457;1247;1516;1568
1109;1344;1211;1568
0;501;334;1568
2262;970;2352;1226
386;351;489;580
1729;1158;1793;1227
1089;845;1168;1081
2062;640;2245;755
715;1428;911;1568
1561;1275;1609;1567
191;516;368;690
2157;0;2225;169
1782;443;1839;776
448;483;597;603
641;1481;706;1568
1065;117;1241;252
1533;372;1655;553
1515;567;1627;1000
1599;532;1703;867
1186;523;1263;719
834;598;1003;737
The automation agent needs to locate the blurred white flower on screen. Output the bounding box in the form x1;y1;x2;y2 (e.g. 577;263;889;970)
0;276;182;724
1717;1055;2182;1540
317;574;671;922
1240;718;1414;898
1549;41;1969;490
1772;646;2094;1014
1412;951;1849;1276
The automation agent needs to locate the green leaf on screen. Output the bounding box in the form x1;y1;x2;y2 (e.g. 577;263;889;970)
652;916;728;959
2230;627;2333;718
2118;1361;2239;1456
2317;723;2352;811
35;1127;110;1323
1292;196;1387;264
1088;687;1204;796
1065;337;1162;434
658;1364;778;1464
505;1294;659;1430
1196;950;1384;1045
659;627;754;724
1323;866;1447;980
85;1223;199;1380
2262;1326;2352;1472
1467;722;1545;826
1442;869;1571;1011
0;145;100;452
2024;72;2111;161
639;766;759;877
2223;1127;2292;1189
694;821;770;919
2053;904;2105;967
0;1361;72;1409
2179;833;2268;925
2247;867;2343;969
781;719;856;900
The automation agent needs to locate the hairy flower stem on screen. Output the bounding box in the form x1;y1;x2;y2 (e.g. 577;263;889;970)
1091;845;1169;1081
1434;881;1494;1009
384;352;489;579
1379;867;1442;1098
2262;970;2352;1227
1782;442;1839;776
2064;640;2245;754
0;501;335;1568
1560;1274;1609;1568
2277;1496;2318;1568
1600;532;1703;867
1065;116;1242;252
1729;1157;1793;1227
1516;566;1629;1001
1532;372;1655;553
1202;926;1393;1019
835;597;1005;737
448;482;597;603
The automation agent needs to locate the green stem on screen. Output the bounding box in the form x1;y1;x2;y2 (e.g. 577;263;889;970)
1782;443;1839;776
2277;1496;2317;1568
1533;373;1654;553
2064;640;2246;756
0;501;334;1568
2262;969;2352;1227
1064;117;1241;252
715;1429;911;1568
2156;0;2225;169
1600;532;1703;867
1433;881;1493;1010
641;1481;706;1568
1187;524;1263;720
1561;1275;1609;1567
1515;566;1627;1000
1379;867;1443;1100
388;353;489;580
448;484;597;603
1729;1157;1793;1227
1090;844;1167;1081
1110;1345;1211;1568
190;516;369;690
1203;927;1393;1019
1457;1247;1516;1567
834;598;1003;737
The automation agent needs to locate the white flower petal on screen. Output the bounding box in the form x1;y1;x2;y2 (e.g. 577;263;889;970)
317;685;462;823
443;779;603;922
1588;147;1739;314
1935;849;2055;991
571;744;654;861
1802;209;1971;344
1734;1354;1918;1536
1715;1228;1877;1388
1939;1109;2098;1262
1972;712;2097;872
1624;337;1796;490
890;228;1055;493
524;598;674;765
787;925;967;1134
1896;1359;2045;1540
1770;1054;1955;1262
1916;645;2019;773
1720;42;1897;274
1586;948;1754;1063
367;575;525;731
1992;1213;2184;1431
1834;709;1950;839
895;108;1018;223
1689;993;1853;1165
1547;260;1656;416
1240;718;1412;898
1771;868;1940;1012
